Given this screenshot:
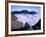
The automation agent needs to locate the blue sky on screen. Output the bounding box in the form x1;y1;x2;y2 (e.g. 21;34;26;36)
11;5;41;13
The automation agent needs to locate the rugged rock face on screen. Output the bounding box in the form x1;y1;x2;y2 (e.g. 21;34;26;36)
11;14;23;30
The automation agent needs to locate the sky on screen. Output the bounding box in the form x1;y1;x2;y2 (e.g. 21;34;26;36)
11;5;41;13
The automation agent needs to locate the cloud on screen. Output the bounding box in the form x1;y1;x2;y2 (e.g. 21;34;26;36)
11;10;40;27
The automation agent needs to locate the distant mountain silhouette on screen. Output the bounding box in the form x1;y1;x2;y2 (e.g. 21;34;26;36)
11;10;37;14
11;11;19;14
20;10;29;14
30;11;37;14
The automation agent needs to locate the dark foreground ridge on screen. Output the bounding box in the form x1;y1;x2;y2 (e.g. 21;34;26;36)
11;19;41;31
